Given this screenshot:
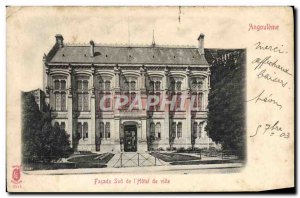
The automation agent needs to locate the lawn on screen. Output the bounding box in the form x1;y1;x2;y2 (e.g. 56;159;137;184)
68;153;114;168
150;152;200;162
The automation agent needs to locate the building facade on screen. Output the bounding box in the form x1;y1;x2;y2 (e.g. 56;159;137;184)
43;34;212;152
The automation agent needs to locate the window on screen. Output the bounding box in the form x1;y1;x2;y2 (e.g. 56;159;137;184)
77;122;88;140
130;81;136;90
155;123;161;139
176;93;182;109
60;122;65;130
192;93;203;111
150;122;155;138
155;92;161;111
104;93;111;108
77;79;89;111
83;122;88;139
197;81;203;90
99;122;104;138
176;81;181;91
193;122;198;138
177;122;182;138
191;80;197;90
99;81;103;90
155;81;161;91
105;122;110;139
170;80;175;92
124;81;129;90
77;123;82;139
53;79;67;111
105;80;111;91
149;81;154;91
198;122;203;138
171;122;176;138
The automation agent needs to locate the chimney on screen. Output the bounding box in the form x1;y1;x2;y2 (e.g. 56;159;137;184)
55;34;64;48
90;40;95;57
197;33;205;55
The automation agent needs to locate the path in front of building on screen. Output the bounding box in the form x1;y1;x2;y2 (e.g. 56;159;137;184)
106;152;168;168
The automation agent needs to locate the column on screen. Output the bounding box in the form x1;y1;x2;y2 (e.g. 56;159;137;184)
114;65;120;91
185;68;191;148
67;65;73;148
163;67;170;148
90;66;96;151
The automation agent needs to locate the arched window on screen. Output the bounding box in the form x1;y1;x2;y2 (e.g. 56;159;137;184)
193;122;198;138
99;122;104;139
155;81;161;91
155;123;161;139
177;122;182;138
105;80;111;91
130;81;136;91
83;122;88;139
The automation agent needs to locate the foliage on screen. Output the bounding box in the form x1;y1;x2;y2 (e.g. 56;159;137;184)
205;50;246;159
22;92;72;163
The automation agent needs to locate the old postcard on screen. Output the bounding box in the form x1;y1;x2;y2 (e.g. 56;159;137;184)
6;6;294;192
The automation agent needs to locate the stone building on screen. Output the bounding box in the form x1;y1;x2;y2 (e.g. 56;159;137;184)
42;33;212;152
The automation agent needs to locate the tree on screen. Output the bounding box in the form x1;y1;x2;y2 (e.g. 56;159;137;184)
205;50;246;159
22;92;72;163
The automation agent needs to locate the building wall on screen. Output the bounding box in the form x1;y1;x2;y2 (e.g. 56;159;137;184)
44;64;211;152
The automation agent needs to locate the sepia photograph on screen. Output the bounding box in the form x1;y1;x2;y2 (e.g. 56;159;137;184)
6;6;294;192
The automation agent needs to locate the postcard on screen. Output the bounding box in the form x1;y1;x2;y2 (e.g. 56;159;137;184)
6;6;294;192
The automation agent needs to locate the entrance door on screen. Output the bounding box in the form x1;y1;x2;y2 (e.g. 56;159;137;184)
124;125;137;152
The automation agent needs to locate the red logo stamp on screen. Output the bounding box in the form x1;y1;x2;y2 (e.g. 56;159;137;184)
11;165;22;184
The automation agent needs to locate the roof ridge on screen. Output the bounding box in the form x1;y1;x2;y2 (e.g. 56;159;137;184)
64;43;198;49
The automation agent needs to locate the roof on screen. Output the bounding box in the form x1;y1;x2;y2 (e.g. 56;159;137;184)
47;44;209;65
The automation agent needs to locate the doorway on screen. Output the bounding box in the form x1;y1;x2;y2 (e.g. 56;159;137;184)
124;125;137;152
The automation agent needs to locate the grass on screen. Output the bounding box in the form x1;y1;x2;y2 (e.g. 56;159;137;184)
24;153;115;170
68;153;114;163
150;152;200;162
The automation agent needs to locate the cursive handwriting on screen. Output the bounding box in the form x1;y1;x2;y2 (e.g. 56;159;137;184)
252;55;292;76
256;69;288;88
250;120;289;138
247;90;282;110
254;41;287;54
